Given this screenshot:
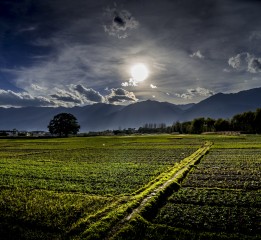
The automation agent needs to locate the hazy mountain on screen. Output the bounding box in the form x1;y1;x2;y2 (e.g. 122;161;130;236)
69;104;124;131
0;104;123;132
181;87;261;121
0;87;260;132
177;103;195;111
106;100;183;129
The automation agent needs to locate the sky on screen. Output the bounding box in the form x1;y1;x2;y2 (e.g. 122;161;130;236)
0;0;261;108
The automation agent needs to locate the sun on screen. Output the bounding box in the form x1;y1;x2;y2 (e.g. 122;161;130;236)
131;63;149;82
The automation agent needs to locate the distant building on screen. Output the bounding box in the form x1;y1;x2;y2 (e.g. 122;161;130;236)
0;130;51;137
0;129;18;137
30;131;51;137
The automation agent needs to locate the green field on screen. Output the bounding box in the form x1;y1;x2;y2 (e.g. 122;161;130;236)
0;135;260;239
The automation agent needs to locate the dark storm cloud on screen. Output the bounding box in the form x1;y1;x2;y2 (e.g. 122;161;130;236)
114;16;125;26
103;4;139;38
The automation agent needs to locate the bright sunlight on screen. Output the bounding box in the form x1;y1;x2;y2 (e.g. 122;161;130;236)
130;63;149;82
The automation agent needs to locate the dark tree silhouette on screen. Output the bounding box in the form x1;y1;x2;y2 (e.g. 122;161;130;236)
191;118;205;134
205;118;216;132
214;118;230;131
254;108;261;133
48;113;80;137
118;108;261;135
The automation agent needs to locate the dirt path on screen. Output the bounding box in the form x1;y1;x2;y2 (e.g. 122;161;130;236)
104;142;212;240
126;167;184;221
126;142;211;221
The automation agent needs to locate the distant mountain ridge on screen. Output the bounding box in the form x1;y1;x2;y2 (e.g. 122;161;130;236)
181;87;261;121
0;87;260;132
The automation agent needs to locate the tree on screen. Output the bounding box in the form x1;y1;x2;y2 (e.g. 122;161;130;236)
191;118;205;134
48;113;80;137
205;118;216;132
214;118;230;132
254;108;261;133
180;121;192;134
231;111;255;133
241;111;255;133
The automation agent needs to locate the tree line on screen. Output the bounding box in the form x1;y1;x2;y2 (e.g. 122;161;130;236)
138;108;261;134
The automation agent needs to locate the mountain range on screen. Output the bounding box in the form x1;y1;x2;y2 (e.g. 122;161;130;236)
0;87;261;132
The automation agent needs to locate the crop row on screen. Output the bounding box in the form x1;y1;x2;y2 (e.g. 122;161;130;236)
148;146;261;239
0;136;202;239
105;137;261;240
153;188;260;235
0;135;204;150
0;145;196;195
70;142;212;239
183;149;261;190
153;201;260;235
167;187;260;207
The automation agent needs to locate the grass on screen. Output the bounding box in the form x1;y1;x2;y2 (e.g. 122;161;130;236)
0;135;202;239
0;135;260;239
0;150;196;195
134;135;261;240
0;188;116;239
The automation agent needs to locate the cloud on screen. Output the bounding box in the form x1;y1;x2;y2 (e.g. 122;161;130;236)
249;31;261;41
103;4;139;38
106;88;138;104
0;89;54;107
228;52;261;73
248;57;261;73
223;68;231;73
189;50;204;59
45;84;138;106
51;84;106;105
2;0;261;106
31;84;47;91
72;84;105;103
176;87;215;100
50;89;83;104
121;82;129;87
18;26;37;34
150;84;157;89
228;52;249;70
190;87;215;96
121;78;139;87
4;44;122;92
153;62;167;71
0;81;139;107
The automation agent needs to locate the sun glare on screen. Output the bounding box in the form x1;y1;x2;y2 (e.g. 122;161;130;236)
131;63;149;82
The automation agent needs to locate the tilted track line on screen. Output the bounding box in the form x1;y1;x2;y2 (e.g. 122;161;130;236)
125;145;210;221
69;142;212;240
